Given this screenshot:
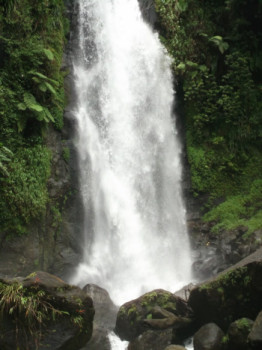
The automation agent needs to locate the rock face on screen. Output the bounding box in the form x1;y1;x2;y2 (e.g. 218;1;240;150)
193;323;224;350
188;248;262;330
189;221;262;281
248;310;262;349
0;271;94;350
138;0;157;26
115;289;192;341
81;284;118;350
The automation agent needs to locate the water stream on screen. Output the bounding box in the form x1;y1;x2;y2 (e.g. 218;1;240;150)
70;0;192;313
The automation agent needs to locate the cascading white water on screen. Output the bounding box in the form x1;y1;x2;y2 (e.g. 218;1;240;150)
70;0;192;306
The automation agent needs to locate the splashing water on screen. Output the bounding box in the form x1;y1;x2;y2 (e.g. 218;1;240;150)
70;0;192;306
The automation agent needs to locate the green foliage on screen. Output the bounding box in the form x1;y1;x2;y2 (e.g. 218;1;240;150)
203;180;262;235
0;145;13;176
0;145;51;234
209;35;229;54
0;0;68;235
155;0;262;235
235;317;253;331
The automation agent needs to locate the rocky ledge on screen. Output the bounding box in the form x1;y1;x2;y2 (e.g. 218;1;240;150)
0;271;94;350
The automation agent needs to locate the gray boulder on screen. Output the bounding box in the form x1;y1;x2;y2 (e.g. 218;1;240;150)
81;284;118;350
193;323;224;350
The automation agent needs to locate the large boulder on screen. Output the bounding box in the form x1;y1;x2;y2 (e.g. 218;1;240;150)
188;248;262;330
248;310;262;349
81;284;118;350
115;289;193;341
0;271;94;350
193;323;224;350
227;318;254;350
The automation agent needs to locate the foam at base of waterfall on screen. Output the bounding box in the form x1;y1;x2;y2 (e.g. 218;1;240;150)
108;332;129;350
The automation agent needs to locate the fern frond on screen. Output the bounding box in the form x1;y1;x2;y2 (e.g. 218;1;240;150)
43;48;54;61
23;93;43;112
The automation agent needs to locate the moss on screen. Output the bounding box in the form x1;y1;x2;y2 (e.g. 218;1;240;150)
235;318;253;332
140;290;176;313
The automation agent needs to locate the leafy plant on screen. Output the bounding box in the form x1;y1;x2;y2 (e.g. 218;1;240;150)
0;0;68;235
209;35;229;54
155;0;262;237
0;145;13;176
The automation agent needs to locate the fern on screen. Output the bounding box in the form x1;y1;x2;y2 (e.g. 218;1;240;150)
0;146;13;177
23;93;43;112
29;71;59;86
16;93;54;131
43;48;54;61
44;82;57;96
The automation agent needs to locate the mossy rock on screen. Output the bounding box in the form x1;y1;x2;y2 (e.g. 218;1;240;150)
227;317;254;350
188;258;262;330
0;271;95;350
115;289;192;341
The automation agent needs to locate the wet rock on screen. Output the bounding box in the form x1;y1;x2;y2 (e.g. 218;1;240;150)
248;310;262;349
174;283;195;301
188;248;262;330
128;329;173;350
0;271;94;350
138;0;157;26
115;289;193;341
193;323;224;350
227;317;253;350
81;284;118;350
165;346;187;350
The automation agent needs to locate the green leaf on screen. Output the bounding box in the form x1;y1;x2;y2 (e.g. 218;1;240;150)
23;93;43;112
176;0;188;12
199;65;208;72
36;112;45;121
29;104;44;112
29;70;59;86
209;35;223;42
43;48;54;61
39;83;47;92
186;60;198;68
177;62;186;71
32;77;41;84
29;71;49;80
45;82;57;96
17;116;28;133
17;103;27;111
44;108;55;122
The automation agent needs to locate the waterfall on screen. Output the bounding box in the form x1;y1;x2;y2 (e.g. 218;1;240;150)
70;0;192;306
